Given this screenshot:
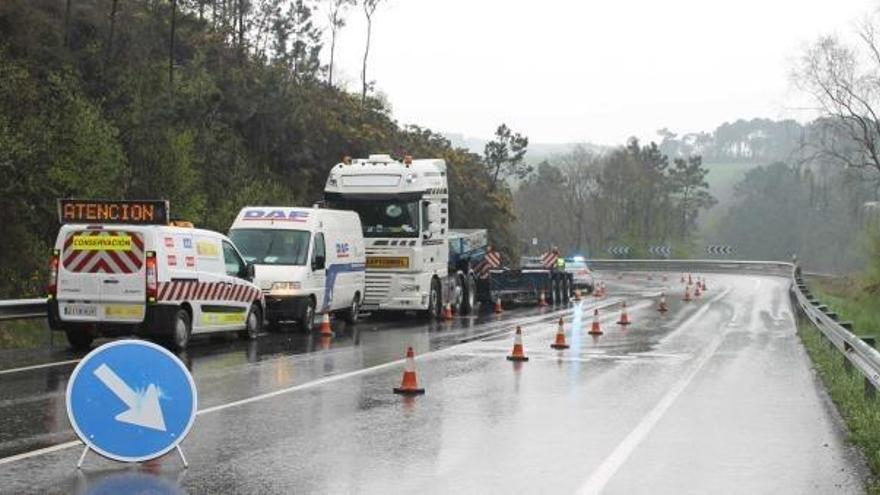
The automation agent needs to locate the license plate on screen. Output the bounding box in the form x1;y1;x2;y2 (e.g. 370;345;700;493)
104;304;145;319
63;304;98;318
366;256;409;269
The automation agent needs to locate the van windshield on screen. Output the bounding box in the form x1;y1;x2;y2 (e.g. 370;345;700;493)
229;229;311;266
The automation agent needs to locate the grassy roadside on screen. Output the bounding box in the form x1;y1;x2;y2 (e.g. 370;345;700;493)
0;319;66;350
801;276;880;493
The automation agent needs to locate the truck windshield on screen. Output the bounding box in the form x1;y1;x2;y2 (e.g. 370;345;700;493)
327;198;420;238
229;229;311;266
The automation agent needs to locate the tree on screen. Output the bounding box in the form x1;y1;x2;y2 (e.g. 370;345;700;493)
667;155;716;237
327;0;354;87
794;22;880;186
361;0;381;105
484;123;530;191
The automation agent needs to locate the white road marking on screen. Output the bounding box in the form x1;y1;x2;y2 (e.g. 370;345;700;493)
0;441;81;466
576;286;737;494
0;359;81;376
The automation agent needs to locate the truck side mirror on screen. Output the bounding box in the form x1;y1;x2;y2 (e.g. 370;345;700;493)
427;203;441;225
245;262;256;281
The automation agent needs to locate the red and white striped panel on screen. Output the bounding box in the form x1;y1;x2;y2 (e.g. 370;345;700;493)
157;281;261;303
485;251;502;268
62;230;145;274
541;251;558;269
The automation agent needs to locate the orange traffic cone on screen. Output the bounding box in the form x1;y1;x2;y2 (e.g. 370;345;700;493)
701;279;708;291
538;291;548;307
589;309;603;335
658;293;668;313
647;273;653;281
319;313;333;336
507;326;529;361
494;297;503;314
680;274;686;283
393;347;425;395
662;274;668;282
617;301;631;325
688;274;693;285
683;286;692;302
442;302;454;320
694;284;702;298
575;288;582;301
551;316;569;349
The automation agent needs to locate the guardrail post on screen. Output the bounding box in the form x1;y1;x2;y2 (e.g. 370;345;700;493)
825;311;839;322
840;321;854;331
858;335;876;348
843;341;854;375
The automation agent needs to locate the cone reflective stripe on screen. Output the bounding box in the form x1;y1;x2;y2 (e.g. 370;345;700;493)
539;291;548;306
443;302;454;320
494;297;503;314
551;316;569;349
589;309;603;335
507;326;529;361
617;301;631;325
658;293;669;313
394;346;425;395
319;313;333;336
683;286;692;302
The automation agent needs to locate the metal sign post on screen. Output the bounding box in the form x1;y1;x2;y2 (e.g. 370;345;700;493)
66;340;197;469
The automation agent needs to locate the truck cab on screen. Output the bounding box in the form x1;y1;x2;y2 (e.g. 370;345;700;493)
324;154;477;317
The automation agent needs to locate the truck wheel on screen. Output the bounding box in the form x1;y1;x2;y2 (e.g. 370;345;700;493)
169;308;192;351
65;327;94;351
425;278;442;319
461;274;477;314
238;303;262;340
299;298;316;332
342;293;361;324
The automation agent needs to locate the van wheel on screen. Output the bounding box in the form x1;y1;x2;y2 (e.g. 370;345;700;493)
238;304;262;340
300;298;316;332
65;328;94;351
170;309;192;351
342;294;360;324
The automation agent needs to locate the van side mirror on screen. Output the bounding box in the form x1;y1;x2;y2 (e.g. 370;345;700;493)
312;255;326;271
245;262;255;281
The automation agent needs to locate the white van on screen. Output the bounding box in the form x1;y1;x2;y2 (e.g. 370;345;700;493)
229;207;366;331
48;200;264;350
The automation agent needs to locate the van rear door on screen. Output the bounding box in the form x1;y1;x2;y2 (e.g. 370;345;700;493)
58;228;146;322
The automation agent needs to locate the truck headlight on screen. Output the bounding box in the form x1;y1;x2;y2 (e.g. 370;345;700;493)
270;282;301;295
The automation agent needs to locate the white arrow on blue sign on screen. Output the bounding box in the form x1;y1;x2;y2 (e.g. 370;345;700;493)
66;340;197;463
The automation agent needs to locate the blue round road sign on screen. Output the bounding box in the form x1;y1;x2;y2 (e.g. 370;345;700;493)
66;340;197;463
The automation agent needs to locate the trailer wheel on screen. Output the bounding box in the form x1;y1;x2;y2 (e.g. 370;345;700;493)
461;274;477;314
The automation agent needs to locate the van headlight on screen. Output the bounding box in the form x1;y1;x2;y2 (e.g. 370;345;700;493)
270;282;301;295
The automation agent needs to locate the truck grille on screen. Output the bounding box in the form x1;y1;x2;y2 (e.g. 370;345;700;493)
365;273;392;304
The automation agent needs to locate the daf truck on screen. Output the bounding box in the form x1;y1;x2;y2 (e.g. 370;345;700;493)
323;154;482;318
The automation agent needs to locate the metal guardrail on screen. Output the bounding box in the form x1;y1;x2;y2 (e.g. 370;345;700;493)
589;258;880;397
0;298;48;321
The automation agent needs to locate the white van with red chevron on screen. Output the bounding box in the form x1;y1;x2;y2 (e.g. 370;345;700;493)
47;199;264;351
228;206;365;331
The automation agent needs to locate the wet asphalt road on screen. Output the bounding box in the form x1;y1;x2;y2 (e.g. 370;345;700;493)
0;272;868;494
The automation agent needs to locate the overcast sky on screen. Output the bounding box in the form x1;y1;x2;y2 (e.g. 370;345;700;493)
328;0;874;145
